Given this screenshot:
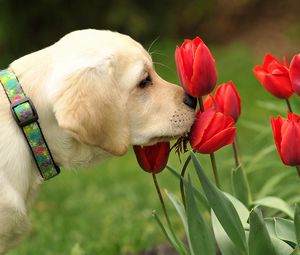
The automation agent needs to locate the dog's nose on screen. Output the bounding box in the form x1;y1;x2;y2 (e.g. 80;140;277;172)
183;93;197;109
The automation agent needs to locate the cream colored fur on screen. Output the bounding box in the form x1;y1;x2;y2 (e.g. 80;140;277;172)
0;29;194;253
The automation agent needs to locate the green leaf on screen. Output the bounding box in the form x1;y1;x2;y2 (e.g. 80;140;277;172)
211;211;240;255
253;196;294;218
191;152;248;254
270;236;294;255
265;218;277;237
184;176;216;255
152;210;189;255
224;192;250;229
212;193;250;255
231;165;251;208
295;203;300;247
165;191;188;234
264;218;294;255
249;208;276;255
275;218;297;244
166;165;210;211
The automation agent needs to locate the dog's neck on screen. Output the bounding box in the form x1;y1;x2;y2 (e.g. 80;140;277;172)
9;48;110;170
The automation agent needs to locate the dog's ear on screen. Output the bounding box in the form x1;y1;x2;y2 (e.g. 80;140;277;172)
53;66;130;156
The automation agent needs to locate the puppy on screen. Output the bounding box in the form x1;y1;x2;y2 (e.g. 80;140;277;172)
0;29;195;253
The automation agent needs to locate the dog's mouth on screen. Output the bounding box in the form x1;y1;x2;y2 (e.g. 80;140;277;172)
143;135;181;146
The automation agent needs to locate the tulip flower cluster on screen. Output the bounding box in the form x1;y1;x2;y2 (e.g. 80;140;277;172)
254;53;300;172
175;37;240;155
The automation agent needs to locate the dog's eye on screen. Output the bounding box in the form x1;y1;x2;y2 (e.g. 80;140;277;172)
138;75;152;88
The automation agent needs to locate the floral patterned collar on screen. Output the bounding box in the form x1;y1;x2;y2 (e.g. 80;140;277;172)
0;69;60;180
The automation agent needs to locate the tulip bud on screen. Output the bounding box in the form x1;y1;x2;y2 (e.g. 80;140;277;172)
204;81;241;122
133;142;170;173
271;112;300;166
175;37;217;98
289;54;300;96
253;54;293;99
189;109;236;154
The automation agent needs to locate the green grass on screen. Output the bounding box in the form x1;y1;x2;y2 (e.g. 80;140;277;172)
7;40;300;255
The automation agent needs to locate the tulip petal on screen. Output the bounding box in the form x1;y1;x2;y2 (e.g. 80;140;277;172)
192;37;203;47
203;94;217;111
175;46;192;95
288;111;300;122
280;121;300;166
289;54;300;96
271;116;284;162
181;43;194;80
268;61;288;76
283;56;289;68
253;65;268;85
153;142;170;172
221;81;241;122
133;142;170;173
191;43;217;96
214;81;241;122
263;74;293;98
264;54;288;74
201;112;234;143
264;54;278;67
214;85;225;113
196;127;236;154
191;37;203;55
189;110;215;148
133;145;152;171
190;110;236;154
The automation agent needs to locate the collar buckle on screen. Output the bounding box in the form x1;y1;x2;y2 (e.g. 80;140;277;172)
10;97;39;127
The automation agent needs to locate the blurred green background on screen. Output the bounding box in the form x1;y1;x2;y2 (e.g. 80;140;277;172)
2;0;300;254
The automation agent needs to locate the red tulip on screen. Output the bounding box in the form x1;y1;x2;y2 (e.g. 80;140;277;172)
289;54;300;96
175;37;217;97
133;142;170;173
204;81;241;122
253;54;293;99
271;112;300;166
189;109;236;154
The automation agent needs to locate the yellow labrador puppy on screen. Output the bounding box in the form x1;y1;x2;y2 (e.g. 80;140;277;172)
0;29;196;253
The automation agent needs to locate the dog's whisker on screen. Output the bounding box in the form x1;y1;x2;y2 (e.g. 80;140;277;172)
153;61;176;74
150;50;169;58
147;36;161;54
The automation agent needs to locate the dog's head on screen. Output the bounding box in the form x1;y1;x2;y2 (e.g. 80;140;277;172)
43;30;196;156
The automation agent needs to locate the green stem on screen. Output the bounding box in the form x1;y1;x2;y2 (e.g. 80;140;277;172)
232;134;253;205
152;174;174;235
296;166;300;178
209;152;221;189
179;155;191;207
198;97;204;112
199;95;221;188
152;173;188;253
232;139;240;167
285;98;293;112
